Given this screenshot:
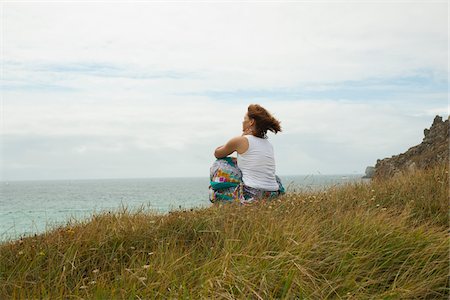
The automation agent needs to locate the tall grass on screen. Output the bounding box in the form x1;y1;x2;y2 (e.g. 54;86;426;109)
0;164;448;299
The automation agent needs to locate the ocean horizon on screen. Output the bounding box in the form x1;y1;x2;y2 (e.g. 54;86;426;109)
1;174;365;242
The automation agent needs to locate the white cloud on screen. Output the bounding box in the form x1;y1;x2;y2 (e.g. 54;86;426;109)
4;3;447;85
1;2;448;180
3;95;440;179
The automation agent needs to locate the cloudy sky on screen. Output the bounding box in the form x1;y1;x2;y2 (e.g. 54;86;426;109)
1;1;448;181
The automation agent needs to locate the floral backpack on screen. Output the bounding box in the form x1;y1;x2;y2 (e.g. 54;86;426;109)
209;157;242;203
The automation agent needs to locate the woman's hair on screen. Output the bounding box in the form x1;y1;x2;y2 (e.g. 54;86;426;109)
247;104;282;139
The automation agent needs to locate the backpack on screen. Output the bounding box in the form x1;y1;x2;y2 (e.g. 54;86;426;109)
209;157;242;203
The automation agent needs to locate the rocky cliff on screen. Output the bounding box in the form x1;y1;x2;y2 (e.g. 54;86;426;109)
373;115;449;179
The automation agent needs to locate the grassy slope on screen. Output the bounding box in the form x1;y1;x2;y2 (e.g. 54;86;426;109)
0;164;448;299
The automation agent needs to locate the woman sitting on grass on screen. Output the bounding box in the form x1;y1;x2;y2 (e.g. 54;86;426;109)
210;104;284;204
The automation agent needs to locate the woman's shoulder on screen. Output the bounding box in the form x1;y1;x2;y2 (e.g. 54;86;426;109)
247;135;270;142
230;135;250;154
229;135;248;143
226;135;249;149
232;135;270;145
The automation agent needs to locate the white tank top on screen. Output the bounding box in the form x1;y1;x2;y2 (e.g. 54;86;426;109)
237;135;279;191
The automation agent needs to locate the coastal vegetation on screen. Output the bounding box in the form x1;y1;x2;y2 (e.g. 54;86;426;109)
0;163;448;298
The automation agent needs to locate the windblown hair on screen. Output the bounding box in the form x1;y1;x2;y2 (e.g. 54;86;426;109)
247;104;282;139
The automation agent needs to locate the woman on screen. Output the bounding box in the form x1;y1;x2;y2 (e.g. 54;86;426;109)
211;104;284;203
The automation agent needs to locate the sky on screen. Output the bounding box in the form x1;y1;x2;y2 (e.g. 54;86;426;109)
1;1;448;181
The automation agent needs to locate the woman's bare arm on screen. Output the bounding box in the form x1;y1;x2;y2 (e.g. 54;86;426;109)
214;136;244;158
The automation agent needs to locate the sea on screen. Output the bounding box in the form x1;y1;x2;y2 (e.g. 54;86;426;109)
0;175;365;242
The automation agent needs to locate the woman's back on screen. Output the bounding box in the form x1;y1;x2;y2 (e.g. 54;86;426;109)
237;135;279;191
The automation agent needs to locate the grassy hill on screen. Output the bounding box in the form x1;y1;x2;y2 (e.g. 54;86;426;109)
0;164;448;298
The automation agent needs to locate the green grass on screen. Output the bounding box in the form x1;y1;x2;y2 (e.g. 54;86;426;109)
0;164;448;299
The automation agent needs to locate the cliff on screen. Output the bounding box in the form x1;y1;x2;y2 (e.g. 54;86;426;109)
373;115;449;179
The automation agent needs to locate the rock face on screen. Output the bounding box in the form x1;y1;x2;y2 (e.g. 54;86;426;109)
373;116;449;179
363;166;375;179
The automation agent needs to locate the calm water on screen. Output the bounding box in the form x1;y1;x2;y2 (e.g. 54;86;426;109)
0;175;364;241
